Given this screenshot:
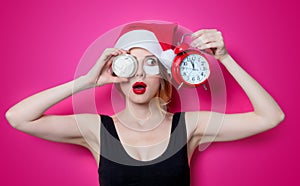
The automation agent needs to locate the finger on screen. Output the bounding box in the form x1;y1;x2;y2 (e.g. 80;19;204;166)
191;32;222;47
191;29;218;39
119;49;129;54
108;49;130;67
200;48;214;55
111;49;123;56
103;49;130;75
96;48;117;65
111;49;129;56
102;57;114;72
107;48;127;64
197;41;223;50
103;48;124;62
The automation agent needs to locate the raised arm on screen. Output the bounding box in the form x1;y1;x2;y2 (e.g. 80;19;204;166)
187;29;285;144
5;48;128;147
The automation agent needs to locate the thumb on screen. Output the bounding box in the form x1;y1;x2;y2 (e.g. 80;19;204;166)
201;48;214;56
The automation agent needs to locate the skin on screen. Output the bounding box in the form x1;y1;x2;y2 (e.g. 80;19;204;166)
5;29;285;167
119;49;161;105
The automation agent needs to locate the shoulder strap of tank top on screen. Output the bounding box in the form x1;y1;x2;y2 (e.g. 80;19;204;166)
99;115;119;139
171;112;184;133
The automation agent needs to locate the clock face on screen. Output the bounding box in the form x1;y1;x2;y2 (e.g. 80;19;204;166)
179;54;210;84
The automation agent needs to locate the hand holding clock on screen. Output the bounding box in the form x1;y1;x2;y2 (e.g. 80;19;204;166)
191;29;229;61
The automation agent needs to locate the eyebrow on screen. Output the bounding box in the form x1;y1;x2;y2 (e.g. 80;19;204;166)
131;55;157;61
145;55;156;58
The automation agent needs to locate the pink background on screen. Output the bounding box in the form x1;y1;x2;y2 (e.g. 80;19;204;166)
1;0;299;185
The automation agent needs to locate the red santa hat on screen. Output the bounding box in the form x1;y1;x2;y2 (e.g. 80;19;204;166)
114;22;179;74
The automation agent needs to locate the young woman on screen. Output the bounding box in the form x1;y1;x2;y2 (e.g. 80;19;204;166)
5;22;285;186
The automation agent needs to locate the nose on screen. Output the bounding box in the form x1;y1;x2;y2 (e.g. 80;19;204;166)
134;61;145;78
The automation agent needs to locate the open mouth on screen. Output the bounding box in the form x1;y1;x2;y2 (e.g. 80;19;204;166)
132;82;147;94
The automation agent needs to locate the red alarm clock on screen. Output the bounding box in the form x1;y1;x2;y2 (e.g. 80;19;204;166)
171;43;211;89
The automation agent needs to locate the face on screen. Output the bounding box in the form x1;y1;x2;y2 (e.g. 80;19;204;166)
119;48;162;104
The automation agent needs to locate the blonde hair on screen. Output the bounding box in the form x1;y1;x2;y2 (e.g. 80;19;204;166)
156;60;172;107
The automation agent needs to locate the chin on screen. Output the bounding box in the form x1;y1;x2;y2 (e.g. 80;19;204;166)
128;92;157;105
129;97;152;105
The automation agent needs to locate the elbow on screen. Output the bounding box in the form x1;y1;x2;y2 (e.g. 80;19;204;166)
279;112;285;123
268;111;285;129
277;112;285;125
5;109;21;129
276;110;285;125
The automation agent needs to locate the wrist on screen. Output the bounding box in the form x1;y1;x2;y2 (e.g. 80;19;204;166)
218;53;230;62
73;76;95;92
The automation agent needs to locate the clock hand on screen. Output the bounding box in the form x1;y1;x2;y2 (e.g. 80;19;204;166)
191;62;195;69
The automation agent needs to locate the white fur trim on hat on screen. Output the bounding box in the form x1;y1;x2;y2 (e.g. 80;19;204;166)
114;30;176;74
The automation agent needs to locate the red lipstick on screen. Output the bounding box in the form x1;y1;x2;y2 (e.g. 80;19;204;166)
132;82;147;94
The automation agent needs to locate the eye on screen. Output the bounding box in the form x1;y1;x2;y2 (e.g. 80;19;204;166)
146;57;158;66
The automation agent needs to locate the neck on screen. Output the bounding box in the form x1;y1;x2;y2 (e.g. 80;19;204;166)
126;98;163;119
118;97;167;131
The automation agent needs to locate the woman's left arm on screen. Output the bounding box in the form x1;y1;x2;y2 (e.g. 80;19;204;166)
187;29;285;143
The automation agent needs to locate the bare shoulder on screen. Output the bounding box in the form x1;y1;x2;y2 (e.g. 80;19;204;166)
185;111;206;139
185;111;217;146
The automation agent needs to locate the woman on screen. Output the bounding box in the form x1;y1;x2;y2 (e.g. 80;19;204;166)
5;22;285;185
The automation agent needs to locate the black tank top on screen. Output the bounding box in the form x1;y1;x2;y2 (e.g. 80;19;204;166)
98;112;190;186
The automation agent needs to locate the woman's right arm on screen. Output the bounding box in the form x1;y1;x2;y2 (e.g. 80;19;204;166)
5;48;128;147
